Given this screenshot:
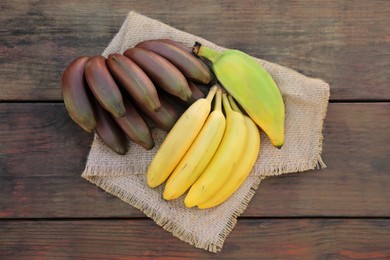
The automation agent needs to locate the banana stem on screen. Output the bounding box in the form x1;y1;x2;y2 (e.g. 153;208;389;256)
206;85;218;103
227;95;243;114
193;42;219;63
222;93;233;115
214;88;222;111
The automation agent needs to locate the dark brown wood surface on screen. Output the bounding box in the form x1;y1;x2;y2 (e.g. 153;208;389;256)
1;103;389;218
1;219;389;259
1;0;389;258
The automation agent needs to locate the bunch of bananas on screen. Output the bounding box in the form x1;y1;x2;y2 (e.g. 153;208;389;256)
147;42;285;209
62;37;285;208
61;39;213;154
147;86;261;208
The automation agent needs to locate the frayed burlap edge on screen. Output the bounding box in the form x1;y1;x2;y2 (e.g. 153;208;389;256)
81;169;266;252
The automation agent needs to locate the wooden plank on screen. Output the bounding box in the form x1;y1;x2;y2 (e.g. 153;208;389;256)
0;219;389;259
0;0;389;100
1;103;389;218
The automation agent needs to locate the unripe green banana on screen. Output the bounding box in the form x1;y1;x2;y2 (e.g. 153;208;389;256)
61;56;97;133
136;40;212;85
123;47;192;102
107;53;161;113
94;100;128;155
193;43;285;148
114;97;154;150
85;55;126;118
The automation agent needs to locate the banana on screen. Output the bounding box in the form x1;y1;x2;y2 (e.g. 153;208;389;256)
139;93;181;131
123;47;192;102
136;39;212;85
184;92;247;208
193;42;285;148
146;86;218;188
197;96;261;209
94;99;128;155
173;79;206;107
187;80;206;104
114;96;154;150
163;88;226;200
84;55;126;118
107;53;161;113
61;56;97;133
157;39;191;52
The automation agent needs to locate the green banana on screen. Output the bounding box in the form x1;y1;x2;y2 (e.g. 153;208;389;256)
136;40;212;85
84;55;126;118
61;56;97;133
94;100;128;155
114;96;154;150
123;47;192;102
107;53;161;113
193;42;285;148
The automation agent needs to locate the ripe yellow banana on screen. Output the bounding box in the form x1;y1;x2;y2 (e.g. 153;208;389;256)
184;93;247;208
193;42;285;148
197;96;261;209
163;88;226;200
146;86;218;188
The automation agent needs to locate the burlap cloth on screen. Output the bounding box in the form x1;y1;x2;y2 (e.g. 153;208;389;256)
81;11;330;253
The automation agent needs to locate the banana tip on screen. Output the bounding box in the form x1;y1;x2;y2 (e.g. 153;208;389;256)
162;191;174;201
184;198;196;208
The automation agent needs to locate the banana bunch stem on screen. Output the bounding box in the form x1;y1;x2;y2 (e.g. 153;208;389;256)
193;42;219;63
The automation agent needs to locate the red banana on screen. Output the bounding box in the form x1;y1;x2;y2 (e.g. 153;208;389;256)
94;100;128;155
107;53;161;113
135;40;212;84
85;55;126;118
140;93;181;131
157;39;191;52
61;56;97;133
114;97;155;150
123;47;192;102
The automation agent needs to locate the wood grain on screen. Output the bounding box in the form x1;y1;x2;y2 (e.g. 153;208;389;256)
0;1;389;258
0;219;389;259
0;0;389;101
1;103;389;218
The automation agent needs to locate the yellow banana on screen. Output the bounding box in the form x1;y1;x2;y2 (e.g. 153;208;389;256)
193;42;284;148
197;96;261;209
184;93;247;208
163;88;226;200
146;86;218;188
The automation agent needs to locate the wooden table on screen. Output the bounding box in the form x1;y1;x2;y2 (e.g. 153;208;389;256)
1;1;389;259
